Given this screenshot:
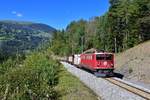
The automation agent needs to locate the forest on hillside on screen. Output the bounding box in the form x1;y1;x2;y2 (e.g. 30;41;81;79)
0;21;55;61
51;0;150;55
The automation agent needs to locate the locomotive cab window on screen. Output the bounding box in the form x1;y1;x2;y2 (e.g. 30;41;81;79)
96;54;113;60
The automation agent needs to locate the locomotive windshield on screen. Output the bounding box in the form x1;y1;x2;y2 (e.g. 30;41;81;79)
96;54;113;60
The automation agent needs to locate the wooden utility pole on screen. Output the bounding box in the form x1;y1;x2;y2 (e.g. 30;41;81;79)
81;36;84;53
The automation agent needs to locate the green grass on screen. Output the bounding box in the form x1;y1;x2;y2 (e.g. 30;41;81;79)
0;35;14;40
0;51;99;99
56;65;99;100
0;36;7;40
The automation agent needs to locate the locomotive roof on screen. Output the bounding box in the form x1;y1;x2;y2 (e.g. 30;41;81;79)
95;52;113;54
82;48;113;55
83;48;112;54
81;52;113;55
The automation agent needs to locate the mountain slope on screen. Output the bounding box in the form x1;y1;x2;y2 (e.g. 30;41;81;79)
115;41;150;84
0;20;56;33
0;20;56;59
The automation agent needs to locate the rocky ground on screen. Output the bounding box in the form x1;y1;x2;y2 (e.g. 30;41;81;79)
115;41;150;84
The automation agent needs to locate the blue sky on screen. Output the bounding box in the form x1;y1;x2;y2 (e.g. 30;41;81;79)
0;0;110;29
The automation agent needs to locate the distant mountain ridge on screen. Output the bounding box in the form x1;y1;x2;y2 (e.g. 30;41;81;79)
0;20;56;59
0;20;56;32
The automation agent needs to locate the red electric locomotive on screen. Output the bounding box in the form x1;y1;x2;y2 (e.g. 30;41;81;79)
79;49;114;76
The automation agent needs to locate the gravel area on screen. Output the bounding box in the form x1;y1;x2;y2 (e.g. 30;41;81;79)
61;62;146;100
123;78;150;90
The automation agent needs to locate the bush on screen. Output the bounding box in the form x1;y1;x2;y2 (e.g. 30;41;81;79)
129;67;133;74
0;58;16;75
0;54;25;75
0;52;60;99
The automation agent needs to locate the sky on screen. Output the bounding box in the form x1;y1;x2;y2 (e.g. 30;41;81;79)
0;0;110;30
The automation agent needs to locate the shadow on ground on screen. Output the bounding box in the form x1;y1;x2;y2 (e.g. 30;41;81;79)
113;72;124;79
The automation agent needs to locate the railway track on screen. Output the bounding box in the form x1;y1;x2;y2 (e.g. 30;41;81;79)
63;61;150;99
105;78;150;100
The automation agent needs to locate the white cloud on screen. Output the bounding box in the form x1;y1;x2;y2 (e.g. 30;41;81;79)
11;11;23;17
17;13;23;17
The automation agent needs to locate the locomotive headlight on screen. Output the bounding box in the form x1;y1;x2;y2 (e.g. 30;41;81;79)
103;61;107;66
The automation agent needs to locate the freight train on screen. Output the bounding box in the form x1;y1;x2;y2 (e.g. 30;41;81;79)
66;49;114;77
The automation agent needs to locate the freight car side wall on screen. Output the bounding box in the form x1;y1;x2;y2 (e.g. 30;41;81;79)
68;56;73;63
74;55;81;65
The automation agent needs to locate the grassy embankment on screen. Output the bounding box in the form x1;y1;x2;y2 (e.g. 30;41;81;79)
0;51;99;99
56;64;99;100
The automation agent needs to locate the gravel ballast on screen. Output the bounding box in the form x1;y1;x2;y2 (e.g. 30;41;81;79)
61;62;145;100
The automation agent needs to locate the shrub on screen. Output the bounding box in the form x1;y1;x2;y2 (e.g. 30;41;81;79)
0;52;60;99
0;54;25;75
0;58;16;75
129;67;133;74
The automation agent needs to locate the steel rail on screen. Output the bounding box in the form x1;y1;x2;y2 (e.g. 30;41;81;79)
105;78;150;100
